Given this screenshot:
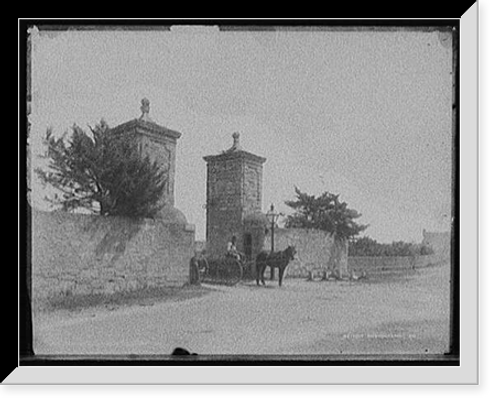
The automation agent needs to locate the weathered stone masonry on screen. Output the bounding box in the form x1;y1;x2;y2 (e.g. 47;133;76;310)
263;227;348;278
31;210;195;309
109;98;183;217
203;133;266;260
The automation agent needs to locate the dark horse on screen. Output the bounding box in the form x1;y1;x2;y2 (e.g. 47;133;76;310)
255;246;297;287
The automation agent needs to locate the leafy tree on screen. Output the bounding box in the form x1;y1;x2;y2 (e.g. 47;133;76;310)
347;236;381;256
284;187;368;240
418;244;435;256
35;120;167;218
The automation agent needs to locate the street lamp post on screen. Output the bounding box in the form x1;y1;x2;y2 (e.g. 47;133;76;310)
266;203;280;280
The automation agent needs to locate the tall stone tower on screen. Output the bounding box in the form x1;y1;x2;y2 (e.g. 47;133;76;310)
109;99;187;223
203;133;267;264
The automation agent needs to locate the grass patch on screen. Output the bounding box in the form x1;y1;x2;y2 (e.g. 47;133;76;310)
42;285;212;313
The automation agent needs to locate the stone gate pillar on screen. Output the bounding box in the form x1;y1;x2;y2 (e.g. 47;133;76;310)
109;99;187;223
203;133;267;260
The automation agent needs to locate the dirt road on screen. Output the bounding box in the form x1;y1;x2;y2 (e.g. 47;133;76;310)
33;264;450;356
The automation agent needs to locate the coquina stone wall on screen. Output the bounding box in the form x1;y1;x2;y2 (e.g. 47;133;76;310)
31;210;195;308
262;228;449;279
263;228;348;278
348;253;449;272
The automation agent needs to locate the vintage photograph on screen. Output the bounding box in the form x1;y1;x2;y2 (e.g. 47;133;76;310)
24;21;456;361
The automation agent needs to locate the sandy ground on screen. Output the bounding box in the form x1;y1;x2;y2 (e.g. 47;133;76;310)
33;264;450;356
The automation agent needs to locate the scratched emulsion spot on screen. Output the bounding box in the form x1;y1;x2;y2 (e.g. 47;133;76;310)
438;30;453;49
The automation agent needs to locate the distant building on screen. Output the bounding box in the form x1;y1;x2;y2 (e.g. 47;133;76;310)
422;229;451;261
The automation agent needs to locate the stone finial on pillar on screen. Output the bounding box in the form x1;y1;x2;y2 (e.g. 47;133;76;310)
139;98;152;122
231;132;241;151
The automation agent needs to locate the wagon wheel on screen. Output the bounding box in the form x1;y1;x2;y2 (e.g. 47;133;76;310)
198;258;210;284
222;257;243;286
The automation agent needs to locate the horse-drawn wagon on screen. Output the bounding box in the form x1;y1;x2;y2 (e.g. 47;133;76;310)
193;246;297;287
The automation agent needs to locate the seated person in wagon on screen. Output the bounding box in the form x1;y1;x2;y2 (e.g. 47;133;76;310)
226;235;242;261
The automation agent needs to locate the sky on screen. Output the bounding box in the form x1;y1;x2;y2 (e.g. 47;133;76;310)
28;25;454;243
